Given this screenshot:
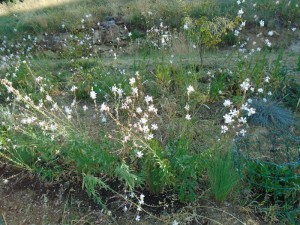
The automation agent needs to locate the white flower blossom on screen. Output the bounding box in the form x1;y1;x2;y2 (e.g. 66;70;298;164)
240;129;246;136
185;114;191;120
129;77;136;86
223;99;233;107
144;95;153;104
259;20;264;27
173;220;179;225
223;114;234;124
238;8;244;16
221;125;229;133
90;90;97;100
187;85;195;95
238;117;247;124
247;107;256;116
100;103;109;112
136;151;143;158
268;30;274;36
136;107;143;114
151;123;158;130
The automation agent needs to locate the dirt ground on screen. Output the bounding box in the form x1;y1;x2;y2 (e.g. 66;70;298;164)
0;163;265;225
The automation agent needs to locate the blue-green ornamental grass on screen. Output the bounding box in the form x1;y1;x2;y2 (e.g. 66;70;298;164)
0;0;300;224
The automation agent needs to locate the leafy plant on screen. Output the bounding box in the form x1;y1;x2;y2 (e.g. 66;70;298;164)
246;160;300;223
168;137;205;202
184;16;238;66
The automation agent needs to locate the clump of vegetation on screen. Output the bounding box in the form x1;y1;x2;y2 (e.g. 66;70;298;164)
207;144;239;203
248;99;297;129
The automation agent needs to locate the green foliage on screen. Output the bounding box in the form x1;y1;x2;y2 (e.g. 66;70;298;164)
82;174;110;208
168;138;205;202
184;16;238;65
115;162;139;191
247;160;300;223
143;140;173;194
207;148;239;202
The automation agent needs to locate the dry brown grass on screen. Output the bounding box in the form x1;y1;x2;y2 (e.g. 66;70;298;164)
0;0;76;15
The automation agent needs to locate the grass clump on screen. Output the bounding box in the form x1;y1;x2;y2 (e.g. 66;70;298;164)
249;99;297;129
206;145;239;203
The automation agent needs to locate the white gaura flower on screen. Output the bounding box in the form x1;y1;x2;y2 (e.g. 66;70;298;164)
238;117;247;124
221;125;229;133
70;85;78;92
90;90;97;100
185;114;191;120
247;107;256;116
223;99;233;107
100;103;109;112
234;30;240;36
140;117;148;124
240;80;250;91
148;105;158;114
144;95;153;104
132;87;138;96
229;108;239;117
257;88;263;93
46;95;53;102
259;20;264;27
183;23;188;30
136;151;143;158
240;129;246;136
184;104;190;111
238;8;244;17
173;220;179;225
117;88;123;97
112;85;117;93
129;77;136;86
268;30;274;36
265;39;272;47
151;123;158;130
146;133;153;140
223;114;234;124
187;85;195;95
264;76;270;83
143;125;149;133
136;107;143;114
